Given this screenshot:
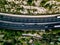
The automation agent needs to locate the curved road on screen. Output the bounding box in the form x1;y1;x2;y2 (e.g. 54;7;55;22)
0;13;60;30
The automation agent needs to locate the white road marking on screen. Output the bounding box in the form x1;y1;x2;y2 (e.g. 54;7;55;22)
0;20;60;25
54;25;60;27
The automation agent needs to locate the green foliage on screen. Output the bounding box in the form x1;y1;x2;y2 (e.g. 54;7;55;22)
27;0;33;5
0;0;7;5
40;0;48;7
0;29;60;45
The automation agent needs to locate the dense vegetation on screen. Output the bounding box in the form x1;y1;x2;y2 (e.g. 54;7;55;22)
0;29;60;45
0;0;60;15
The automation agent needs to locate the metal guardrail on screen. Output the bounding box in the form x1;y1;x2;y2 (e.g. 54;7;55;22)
0;13;59;17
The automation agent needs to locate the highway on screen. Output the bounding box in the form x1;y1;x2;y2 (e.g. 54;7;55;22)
0;13;60;30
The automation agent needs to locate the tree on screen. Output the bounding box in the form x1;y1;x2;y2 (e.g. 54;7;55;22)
27;0;33;5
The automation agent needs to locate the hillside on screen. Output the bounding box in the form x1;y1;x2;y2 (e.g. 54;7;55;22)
0;0;60;15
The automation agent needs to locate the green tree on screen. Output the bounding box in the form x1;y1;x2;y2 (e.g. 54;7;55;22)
27;0;33;5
